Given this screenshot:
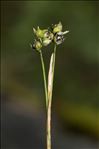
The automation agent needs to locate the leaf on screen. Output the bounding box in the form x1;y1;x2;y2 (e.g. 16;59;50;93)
48;53;55;104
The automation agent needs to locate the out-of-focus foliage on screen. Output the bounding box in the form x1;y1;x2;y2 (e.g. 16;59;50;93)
1;1;99;137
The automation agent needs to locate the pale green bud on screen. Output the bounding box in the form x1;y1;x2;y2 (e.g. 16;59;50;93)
42;38;52;46
42;32;54;46
31;40;42;52
33;27;48;39
52;22;62;34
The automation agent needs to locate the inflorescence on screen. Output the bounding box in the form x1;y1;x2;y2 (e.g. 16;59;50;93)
31;22;69;52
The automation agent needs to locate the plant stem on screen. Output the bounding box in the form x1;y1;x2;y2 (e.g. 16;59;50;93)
40;50;48;108
47;44;57;149
47;95;52;149
39;44;56;149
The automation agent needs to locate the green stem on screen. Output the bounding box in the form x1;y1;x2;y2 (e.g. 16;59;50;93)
40;50;48;108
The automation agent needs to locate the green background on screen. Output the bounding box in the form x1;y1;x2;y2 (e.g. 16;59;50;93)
1;1;99;148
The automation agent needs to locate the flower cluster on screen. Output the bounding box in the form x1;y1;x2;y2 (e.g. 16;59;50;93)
31;22;69;52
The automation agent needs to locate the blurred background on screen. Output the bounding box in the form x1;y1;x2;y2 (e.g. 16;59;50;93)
1;1;99;149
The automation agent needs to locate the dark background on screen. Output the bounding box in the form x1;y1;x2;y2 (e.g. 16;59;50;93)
1;1;99;149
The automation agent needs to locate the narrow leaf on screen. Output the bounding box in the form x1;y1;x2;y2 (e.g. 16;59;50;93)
48;53;55;104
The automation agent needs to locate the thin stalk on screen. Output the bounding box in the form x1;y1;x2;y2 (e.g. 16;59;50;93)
52;44;57;84
40;50;48;108
47;95;52;149
47;44;57;149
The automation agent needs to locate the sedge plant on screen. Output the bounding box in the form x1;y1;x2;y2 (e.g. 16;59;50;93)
30;22;69;149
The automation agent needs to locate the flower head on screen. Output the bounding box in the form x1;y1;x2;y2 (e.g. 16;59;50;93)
30;40;42;52
54;31;69;45
31;22;69;50
33;27;54;46
51;22;69;45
